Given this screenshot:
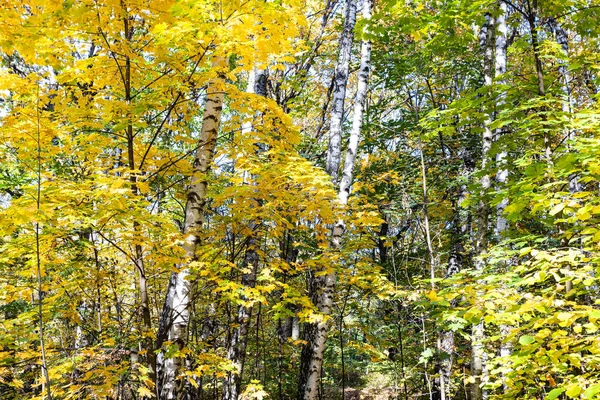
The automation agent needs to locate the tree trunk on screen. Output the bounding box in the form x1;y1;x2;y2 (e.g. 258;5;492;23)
471;13;495;400
549;18;577;193
223;67;268;400
494;0;508;238
437;175;470;400
493;3;513;384
118;12;158;389
526;3;552;167
298;0;368;398
158;56;226;400
418;132;439;400
325;0;358;185
528;10;545;97
223;243;259;400
552;17;572;119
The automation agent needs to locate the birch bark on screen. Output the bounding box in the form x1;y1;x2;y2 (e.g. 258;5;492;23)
438;173;470;400
493;5;514;378
326;0;358;185
471;13;495;400
494;1;508;239
158;57;226;400
223;68;268;400
298;0;370;398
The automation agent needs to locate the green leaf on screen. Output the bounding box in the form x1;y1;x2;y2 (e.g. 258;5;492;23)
422;348;433;358
519;335;535;345
546;388;565;400
418;348;434;364
584;384;600;398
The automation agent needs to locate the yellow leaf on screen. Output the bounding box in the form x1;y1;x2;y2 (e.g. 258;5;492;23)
137;386;155;398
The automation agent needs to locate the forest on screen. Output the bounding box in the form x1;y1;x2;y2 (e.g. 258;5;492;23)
0;0;599;399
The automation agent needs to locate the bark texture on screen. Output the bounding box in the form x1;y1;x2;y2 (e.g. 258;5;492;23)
494;0;508;239
298;1;369;398
549;18;575;163
326;0;358;185
158;57;226;400
223;68;268;400
493;3;513;379
471;13;495;400
436;180;469;400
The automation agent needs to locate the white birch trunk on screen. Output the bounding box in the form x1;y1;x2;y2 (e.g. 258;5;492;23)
339;2;371;204
438;181;469;399
223;67;267;400
326;0;358;184
472;13;495;400
494;1;508;238
75;301;89;350
159;57;226;400
493;2;513;381
298;1;370;398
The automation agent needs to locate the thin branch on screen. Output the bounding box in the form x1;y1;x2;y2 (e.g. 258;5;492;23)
35;81;53;400
500;0;528;19
98;27;127;90
95;230;140;268
138;92;183;170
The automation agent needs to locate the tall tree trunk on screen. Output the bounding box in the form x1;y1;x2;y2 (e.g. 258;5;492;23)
552;18;572;116
158;56;226;400
34;85;52;400
298;0;368;398
548;18;577;191
339;1;370;203
548;16;579;297
494;0;508;238
121;11;157;387
437;244;461;400
437;171;470;400
527;9;545;98
418;132;439;400
223;68;268;400
325;0;358;185
492;2;514;390
526;2;552;167
471;13;495;400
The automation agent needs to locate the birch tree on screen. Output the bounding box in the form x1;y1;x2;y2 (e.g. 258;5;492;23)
298;0;370;398
325;0;358;184
494;1;508;240
471;12;496;400
158;56;226;400
223;67;268;400
493;3;512;373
